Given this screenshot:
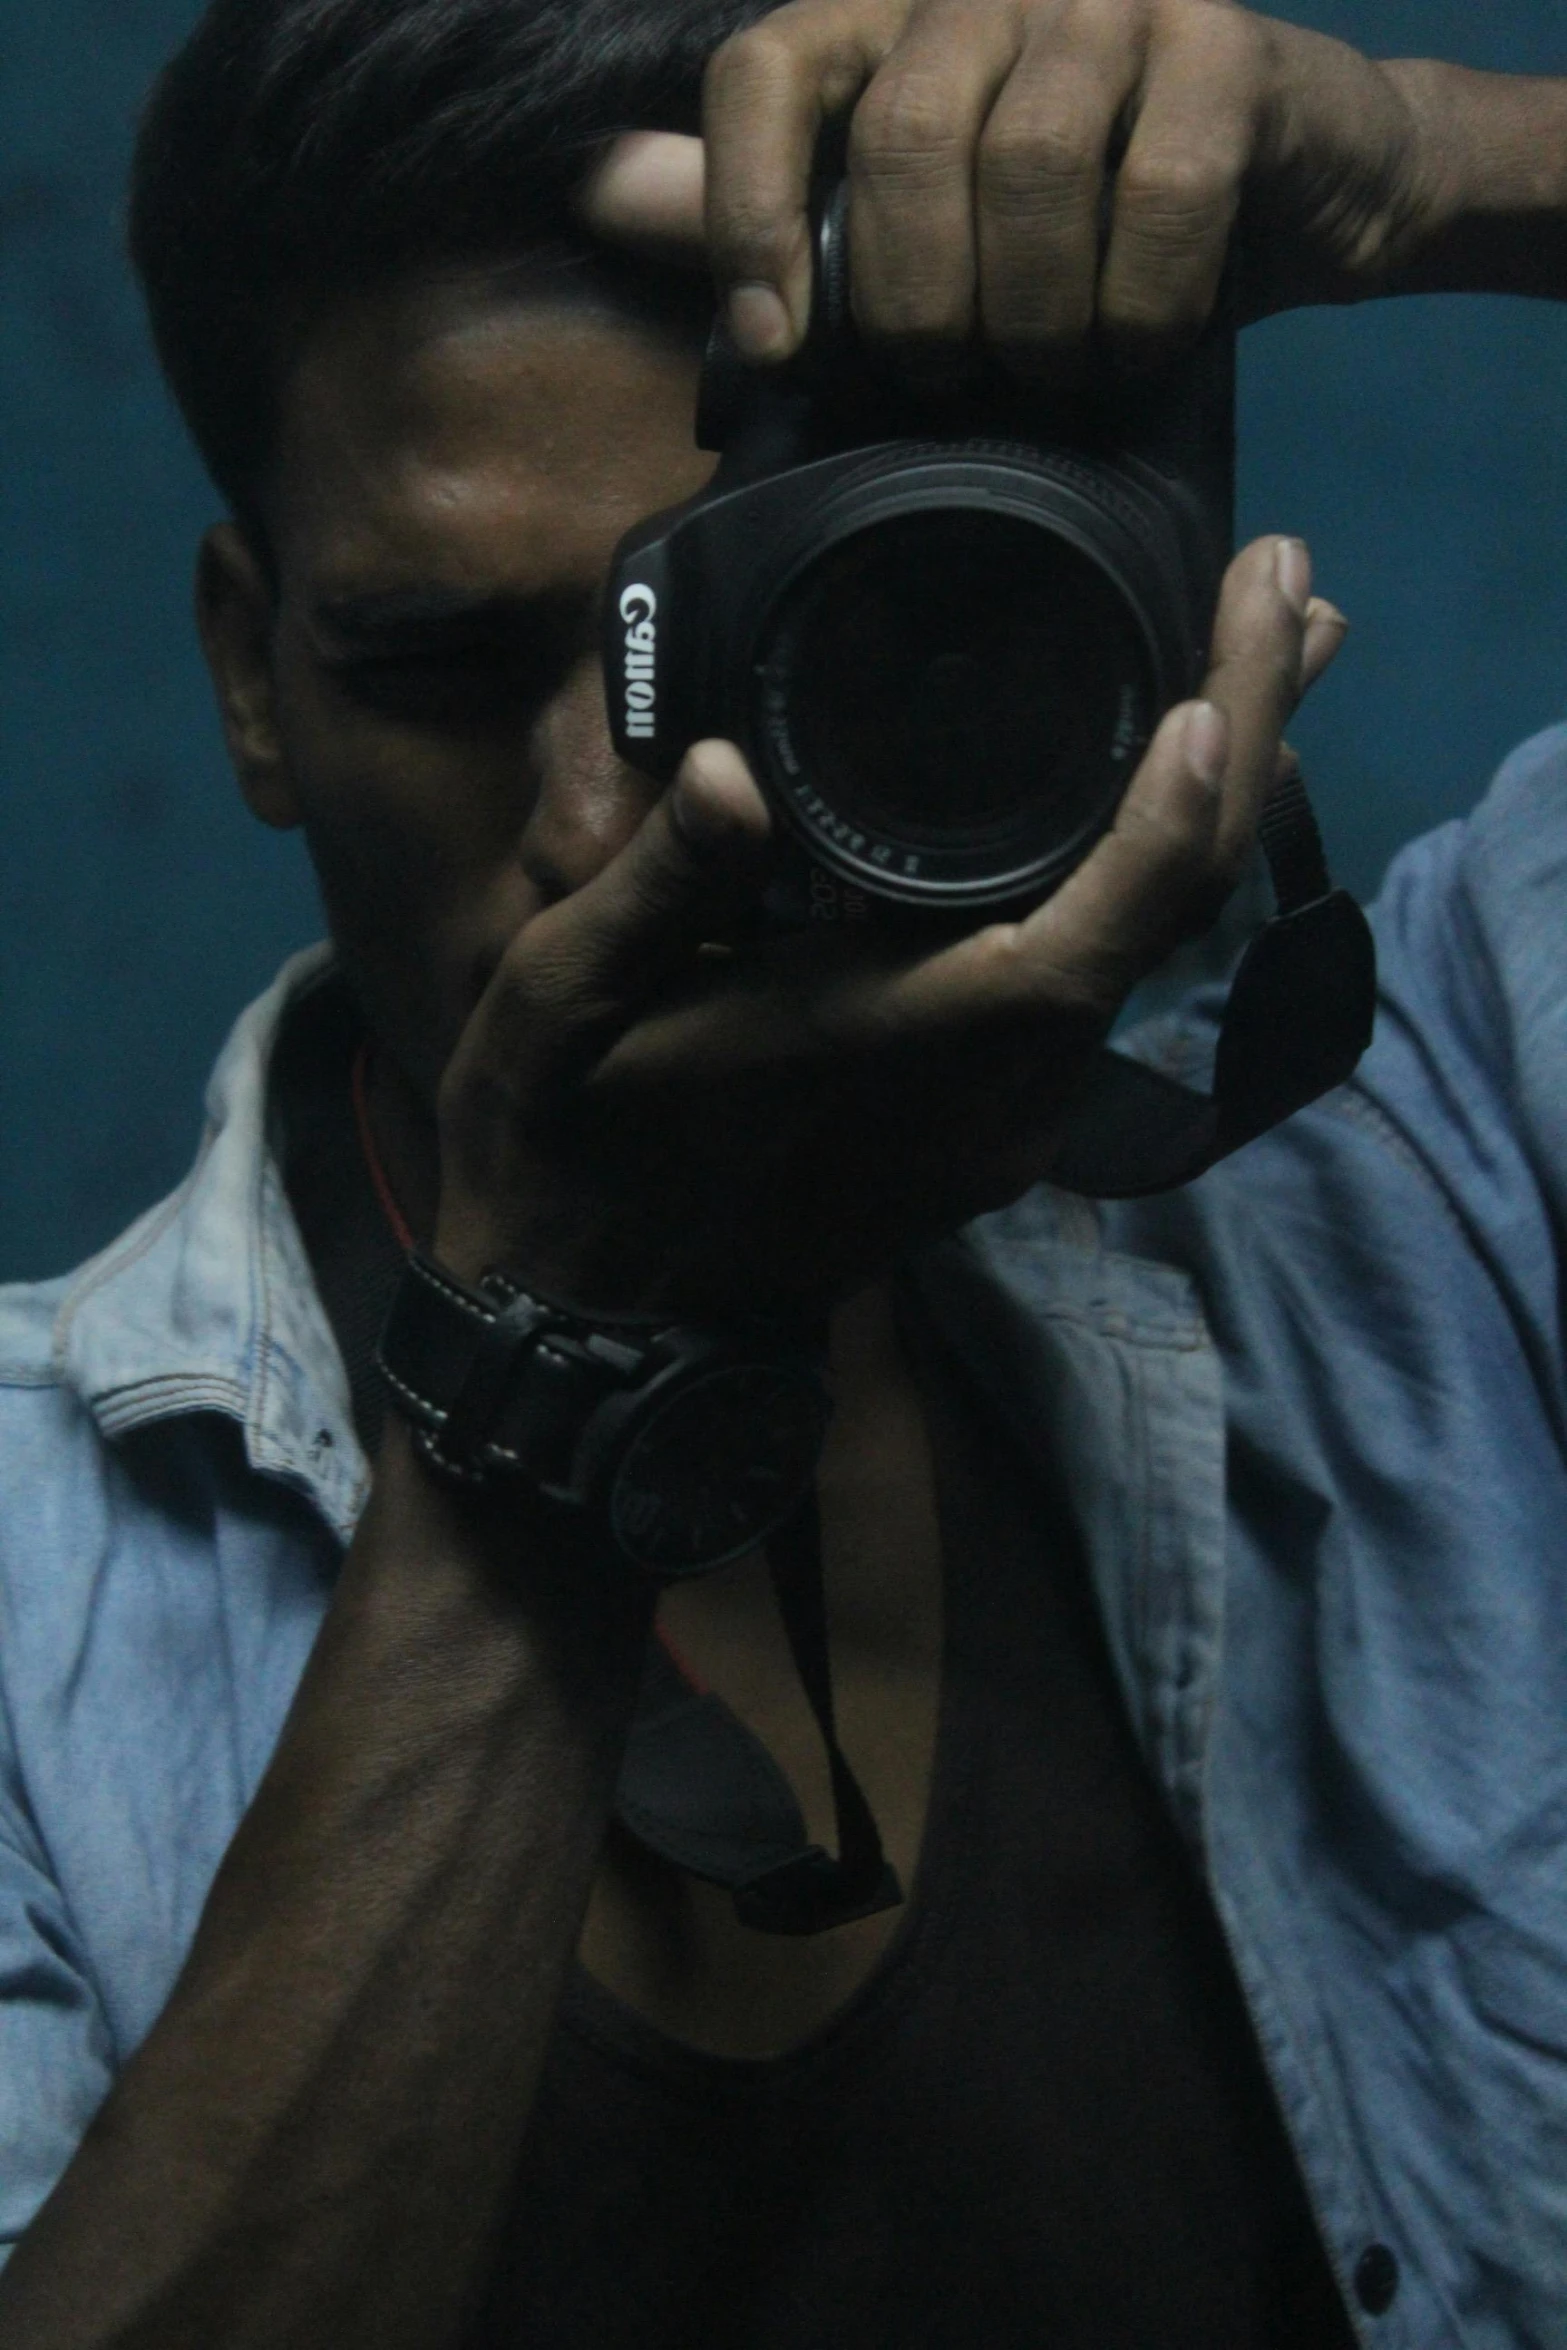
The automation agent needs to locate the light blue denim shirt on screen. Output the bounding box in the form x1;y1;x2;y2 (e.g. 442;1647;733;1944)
3;725;1565;2345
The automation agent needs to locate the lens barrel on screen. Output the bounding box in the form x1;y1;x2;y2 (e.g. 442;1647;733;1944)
744;444;1188;911
604;243;1233;923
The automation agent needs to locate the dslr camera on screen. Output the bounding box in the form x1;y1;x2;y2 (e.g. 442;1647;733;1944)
605;183;1234;929
603;182;1374;1196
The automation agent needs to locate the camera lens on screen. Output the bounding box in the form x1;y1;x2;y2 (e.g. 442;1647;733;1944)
752;497;1162;908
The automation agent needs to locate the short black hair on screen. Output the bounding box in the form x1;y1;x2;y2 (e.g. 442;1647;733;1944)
129;0;773;543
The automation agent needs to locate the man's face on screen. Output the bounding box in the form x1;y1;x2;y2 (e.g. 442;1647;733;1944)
212;268;713;1113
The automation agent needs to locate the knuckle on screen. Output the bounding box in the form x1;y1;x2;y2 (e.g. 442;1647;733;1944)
1191;1;1266;89
959;920;1031;995
1115;148;1238;242
973;920;1118;1021
704;20;797;108
1149;0;1250;63
1117;790;1216;878
977;113;1099;218
1206;643;1297;725
851;77;971;188
702;20;825;278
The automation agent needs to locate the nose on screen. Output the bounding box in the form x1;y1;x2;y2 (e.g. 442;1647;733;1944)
516;651;661;903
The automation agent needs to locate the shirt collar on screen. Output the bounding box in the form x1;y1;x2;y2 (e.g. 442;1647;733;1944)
52;943;371;1542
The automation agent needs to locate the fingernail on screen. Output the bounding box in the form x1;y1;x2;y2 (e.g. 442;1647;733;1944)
1275;537;1312;618
670;742;766;857
670;776;733;856
727;282;791;361
1183;700;1229;789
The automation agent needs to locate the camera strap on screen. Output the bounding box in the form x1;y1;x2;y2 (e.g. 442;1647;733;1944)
1048;767;1378;1198
613;1491;905;1936
352;1051;900;1941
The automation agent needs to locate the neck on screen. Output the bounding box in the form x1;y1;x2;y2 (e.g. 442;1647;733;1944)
362;1042;442;1253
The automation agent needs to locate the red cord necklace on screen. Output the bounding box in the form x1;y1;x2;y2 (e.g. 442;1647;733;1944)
351;1042;416;1254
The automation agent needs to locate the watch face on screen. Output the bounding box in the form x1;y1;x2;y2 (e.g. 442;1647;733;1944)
607;1361;827;1577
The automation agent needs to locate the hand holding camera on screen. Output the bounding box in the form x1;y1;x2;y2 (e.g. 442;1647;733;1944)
586;0;1438;371
433;532;1336;1317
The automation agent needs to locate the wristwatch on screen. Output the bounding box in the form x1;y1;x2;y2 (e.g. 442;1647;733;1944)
377;1254;830;1579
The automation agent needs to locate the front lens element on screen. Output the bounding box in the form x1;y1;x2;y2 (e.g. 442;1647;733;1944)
755;504;1157;904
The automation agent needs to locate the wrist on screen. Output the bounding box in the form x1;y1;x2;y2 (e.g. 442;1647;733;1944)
357;1418;658;1664
377;1252;831;1581
1376;60;1567;300
432;1201;657;1319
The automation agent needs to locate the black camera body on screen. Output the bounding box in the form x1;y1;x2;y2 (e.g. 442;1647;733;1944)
605;187;1235;929
603;192;1374;1200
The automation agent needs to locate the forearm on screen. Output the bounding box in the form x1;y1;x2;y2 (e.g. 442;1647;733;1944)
0;1428;650;2350
1381;60;1567;300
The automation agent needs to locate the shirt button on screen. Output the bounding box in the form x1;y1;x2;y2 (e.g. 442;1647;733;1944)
1354;2243;1400;2315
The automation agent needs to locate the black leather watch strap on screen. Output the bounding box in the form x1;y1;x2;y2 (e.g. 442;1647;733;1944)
377;1255;832;1582
377;1253;645;1492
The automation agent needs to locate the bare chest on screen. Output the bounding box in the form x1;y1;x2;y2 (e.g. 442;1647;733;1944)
578;1293;947;2060
578;1612;943;2059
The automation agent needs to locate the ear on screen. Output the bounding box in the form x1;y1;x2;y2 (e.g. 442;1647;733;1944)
196;522;301;830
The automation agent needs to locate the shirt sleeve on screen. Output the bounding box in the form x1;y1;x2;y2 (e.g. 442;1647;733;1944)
1097;743;1567;2348
1439;719;1567;1235
1105;719;1567;1468
0;1681;117;2270
1343;720;1567;1362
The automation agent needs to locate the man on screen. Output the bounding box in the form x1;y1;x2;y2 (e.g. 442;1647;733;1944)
0;0;1563;2341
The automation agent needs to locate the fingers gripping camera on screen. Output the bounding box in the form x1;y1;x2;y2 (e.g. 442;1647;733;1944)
603;184;1376;1196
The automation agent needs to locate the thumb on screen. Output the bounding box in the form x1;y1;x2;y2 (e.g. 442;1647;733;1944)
578;131;708;265
1015;698;1235;1012
492;740;773;1080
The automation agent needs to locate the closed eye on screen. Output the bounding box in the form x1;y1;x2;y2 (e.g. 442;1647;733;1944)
311;588;595;725
322;647;552;724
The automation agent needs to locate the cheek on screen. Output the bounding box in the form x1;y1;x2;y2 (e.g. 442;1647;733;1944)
279;697;544;1098
524;661;659;881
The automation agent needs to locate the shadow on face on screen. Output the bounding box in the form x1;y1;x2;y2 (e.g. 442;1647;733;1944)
197;265;716;1112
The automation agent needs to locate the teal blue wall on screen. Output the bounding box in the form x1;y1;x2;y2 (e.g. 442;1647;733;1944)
4;2;1566;1279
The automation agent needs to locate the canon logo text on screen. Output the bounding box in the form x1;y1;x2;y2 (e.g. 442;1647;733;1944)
620;583;657;740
